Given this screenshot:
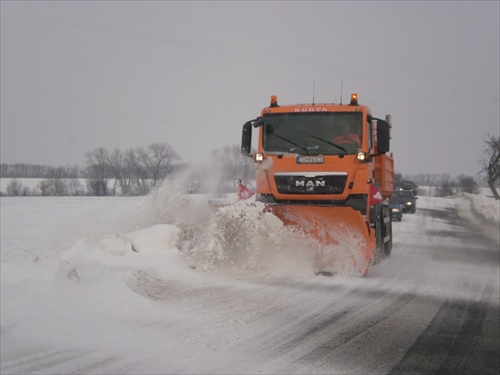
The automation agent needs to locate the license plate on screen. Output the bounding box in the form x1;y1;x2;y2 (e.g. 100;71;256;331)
296;156;324;164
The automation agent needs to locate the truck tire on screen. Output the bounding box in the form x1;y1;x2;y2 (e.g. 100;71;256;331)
384;217;392;257
373;212;385;264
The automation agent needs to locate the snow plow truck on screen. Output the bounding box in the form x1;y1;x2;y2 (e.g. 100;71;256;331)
241;93;394;276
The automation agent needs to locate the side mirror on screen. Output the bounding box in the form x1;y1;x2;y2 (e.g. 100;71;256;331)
377;120;390;154
253;118;266;128
241;121;252;156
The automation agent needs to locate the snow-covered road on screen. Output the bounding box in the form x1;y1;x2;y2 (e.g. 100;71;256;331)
1;191;499;374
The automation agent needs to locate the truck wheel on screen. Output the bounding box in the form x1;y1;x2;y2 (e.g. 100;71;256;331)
373;214;385;264
384;218;392;257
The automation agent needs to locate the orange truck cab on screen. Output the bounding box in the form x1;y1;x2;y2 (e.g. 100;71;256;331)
241;93;394;275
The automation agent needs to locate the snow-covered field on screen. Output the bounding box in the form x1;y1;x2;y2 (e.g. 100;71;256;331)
1;183;498;374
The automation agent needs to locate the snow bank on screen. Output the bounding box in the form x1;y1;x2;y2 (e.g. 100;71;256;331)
453;193;499;245
464;192;500;224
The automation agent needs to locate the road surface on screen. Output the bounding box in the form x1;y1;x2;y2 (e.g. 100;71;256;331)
1;196;498;374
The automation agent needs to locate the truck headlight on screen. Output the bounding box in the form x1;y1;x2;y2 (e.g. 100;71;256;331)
356;151;367;161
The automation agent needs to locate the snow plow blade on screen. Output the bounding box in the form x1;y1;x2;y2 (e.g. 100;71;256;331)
266;204;375;276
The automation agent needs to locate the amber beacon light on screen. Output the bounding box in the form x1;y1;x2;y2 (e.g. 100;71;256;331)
349;93;359;106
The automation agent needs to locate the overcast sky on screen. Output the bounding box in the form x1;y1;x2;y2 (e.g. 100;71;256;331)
1;1;499;177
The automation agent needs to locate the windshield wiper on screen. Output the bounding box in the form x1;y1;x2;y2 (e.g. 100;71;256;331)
270;133;309;154
310;135;347;154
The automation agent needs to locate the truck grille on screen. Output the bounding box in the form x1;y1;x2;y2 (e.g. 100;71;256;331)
274;172;348;195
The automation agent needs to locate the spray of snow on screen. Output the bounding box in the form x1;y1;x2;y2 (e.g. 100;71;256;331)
67;178;374;278
185;201;314;275
50;180;500;292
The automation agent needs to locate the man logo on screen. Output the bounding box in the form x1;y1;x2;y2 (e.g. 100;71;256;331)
296;180;326;187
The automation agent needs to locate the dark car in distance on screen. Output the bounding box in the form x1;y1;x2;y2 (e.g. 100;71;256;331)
396;180;418;196
389;195;403;221
393;190;417;213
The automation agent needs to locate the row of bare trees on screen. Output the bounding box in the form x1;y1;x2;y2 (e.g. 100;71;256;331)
4;177;85;196
0;164;81;178
2;143;256;196
2;135;498;198
85;143;181;196
401;173;480;195
401;134;499;199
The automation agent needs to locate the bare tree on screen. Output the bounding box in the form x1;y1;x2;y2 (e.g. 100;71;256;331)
37;179;51;196
457;175;480;194
480;134;500;199
108;148;134;196
85;147;110;196
6;179;23;196
67;179;85;196
37;179;69;196
21;186;32;196
435;174;456;197
138;143;180;189
124;148;151;195
52;179;69;196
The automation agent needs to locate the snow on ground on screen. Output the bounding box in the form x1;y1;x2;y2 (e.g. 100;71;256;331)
1;182;498;373
445;192;499;244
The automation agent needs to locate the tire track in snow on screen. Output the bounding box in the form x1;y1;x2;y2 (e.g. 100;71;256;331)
386;204;500;375
0;347;92;374
258;204;499;374
389;268;499;374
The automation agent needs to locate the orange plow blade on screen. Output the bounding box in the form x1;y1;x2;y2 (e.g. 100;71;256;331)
267;205;375;276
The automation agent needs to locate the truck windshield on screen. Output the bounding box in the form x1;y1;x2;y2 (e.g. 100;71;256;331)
262;112;362;155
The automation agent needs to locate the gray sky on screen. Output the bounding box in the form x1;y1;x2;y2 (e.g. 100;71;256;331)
1;1;499;177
